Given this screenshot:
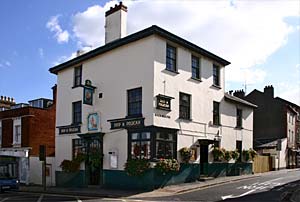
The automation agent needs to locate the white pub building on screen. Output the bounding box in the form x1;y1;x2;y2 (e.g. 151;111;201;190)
50;3;256;188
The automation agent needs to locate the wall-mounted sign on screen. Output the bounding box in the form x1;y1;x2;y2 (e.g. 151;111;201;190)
108;117;144;130
83;79;96;106
156;94;174;111
58;125;81;134
155;113;171;119
88;113;99;131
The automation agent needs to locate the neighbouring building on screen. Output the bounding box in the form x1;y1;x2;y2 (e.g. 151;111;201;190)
50;2;256;188
0;86;56;185
240;85;300;169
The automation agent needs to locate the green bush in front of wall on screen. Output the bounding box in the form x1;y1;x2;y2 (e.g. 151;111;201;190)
155;158;180;174
124;158;151;177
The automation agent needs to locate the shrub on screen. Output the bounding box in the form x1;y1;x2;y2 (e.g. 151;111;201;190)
212;147;225;161
231;150;240;161
249;148;257;160
124;159;150;176
155;158;180;174
243;149;257;161
179;147;192;163
60;160;80;172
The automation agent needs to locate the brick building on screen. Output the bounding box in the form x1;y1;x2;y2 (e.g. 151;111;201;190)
235;85;300;168
0;86;56;185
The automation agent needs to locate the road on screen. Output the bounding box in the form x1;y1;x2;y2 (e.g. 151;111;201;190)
1;169;300;201
134;169;300;201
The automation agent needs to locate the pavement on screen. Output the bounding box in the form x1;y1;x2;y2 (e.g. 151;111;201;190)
18;169;300;200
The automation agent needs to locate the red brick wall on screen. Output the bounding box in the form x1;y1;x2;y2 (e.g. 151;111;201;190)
2;119;13;147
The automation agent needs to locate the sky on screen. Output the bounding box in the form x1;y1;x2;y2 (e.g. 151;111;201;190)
0;0;299;105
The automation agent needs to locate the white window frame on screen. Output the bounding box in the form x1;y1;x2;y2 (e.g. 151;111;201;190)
13;118;22;146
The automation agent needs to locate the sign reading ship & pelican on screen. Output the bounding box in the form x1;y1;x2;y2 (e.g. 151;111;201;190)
58;125;81;134
108;117;145;129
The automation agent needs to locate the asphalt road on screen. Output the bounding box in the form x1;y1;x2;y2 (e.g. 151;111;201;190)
136;169;300;201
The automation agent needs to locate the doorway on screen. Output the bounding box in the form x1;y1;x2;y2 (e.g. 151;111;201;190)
200;144;208;175
86;138;102;185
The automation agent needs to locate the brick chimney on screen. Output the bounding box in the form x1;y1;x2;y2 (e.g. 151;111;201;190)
264;85;274;98
233;90;245;98
105;2;127;44
0;95;16;109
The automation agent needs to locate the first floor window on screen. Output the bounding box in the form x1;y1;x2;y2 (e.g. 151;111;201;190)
72;138;86;159
213;101;220;125
74;65;82;87
236;108;243;128
72;101;82;124
14;125;21;144
213;64;220;86
166;44;177;72
128;129;177;160
191;55;200;79
127;87;142;117
179;92;191;120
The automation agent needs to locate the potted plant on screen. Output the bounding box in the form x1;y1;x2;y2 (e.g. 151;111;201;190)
212;147;225;162
231;150;240;162
249;148;257;161
224;150;232;162
179;147;192;163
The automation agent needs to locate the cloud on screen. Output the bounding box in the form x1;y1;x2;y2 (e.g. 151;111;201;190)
5;61;11;66
0;60;11;68
277;81;300;105
39;48;44;58
46;15;69;43
67;0;299;84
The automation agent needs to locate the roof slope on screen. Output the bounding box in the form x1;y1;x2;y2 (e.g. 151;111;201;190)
224;93;257;108
49;25;230;74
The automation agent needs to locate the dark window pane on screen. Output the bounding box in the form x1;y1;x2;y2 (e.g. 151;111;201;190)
236;109;243;127
128;88;142;116
73;101;82;124
192;56;200;79
213;101;220;125
179;93;191;119
166;44;176;71
213;64;220;86
74;66;82;87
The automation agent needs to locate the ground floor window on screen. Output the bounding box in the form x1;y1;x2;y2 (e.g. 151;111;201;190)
72;138;86;158
128;127;177;160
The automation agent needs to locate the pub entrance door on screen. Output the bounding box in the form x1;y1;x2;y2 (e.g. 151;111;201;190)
200;144;209;175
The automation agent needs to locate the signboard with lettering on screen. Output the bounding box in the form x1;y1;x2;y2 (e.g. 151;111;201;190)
108;117;144;130
156;94;173;111
59;125;81;134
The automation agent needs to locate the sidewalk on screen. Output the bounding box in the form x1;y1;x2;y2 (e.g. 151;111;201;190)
19;169;300;199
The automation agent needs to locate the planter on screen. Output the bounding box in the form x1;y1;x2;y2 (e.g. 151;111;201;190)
56;170;87;188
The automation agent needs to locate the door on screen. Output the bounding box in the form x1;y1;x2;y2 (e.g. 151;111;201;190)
86;139;102;185
200;145;208;175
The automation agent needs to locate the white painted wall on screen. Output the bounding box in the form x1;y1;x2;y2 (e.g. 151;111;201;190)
29;157;55;186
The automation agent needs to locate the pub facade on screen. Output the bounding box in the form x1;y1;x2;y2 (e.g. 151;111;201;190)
50;2;256;188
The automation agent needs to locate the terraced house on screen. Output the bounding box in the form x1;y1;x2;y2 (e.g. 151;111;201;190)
50;2;256;189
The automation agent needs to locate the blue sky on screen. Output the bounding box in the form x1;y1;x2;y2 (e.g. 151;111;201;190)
0;0;299;104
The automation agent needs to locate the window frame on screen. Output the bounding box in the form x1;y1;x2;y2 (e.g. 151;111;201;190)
213;101;220;125
73;65;82;87
166;44;177;72
191;55;201;80
127;87;142;118
236;108;243;128
14;125;21;144
179;92;191;120
213;64;220;87
72;138;86;159
72;101;82;125
128;128;177;160
129;132;151;160
0;121;2;147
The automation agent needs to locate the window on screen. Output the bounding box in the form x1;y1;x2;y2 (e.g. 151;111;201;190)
127;87;142;117
191;55;200;79
213;101;220;125
166;44;177;72
213;64;220;86
236;108;243;128
179;92;191;120
14;125;21;144
128;129;177;160
72;138;86;159
130;132;151;159
72;101;82;124
74;65;82;87
155;132;176;159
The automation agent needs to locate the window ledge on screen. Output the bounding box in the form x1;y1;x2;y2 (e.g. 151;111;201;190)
191;77;202;82
178;117;193;121
165;69;179;74
72;84;84;89
211;84;222;89
211;124;222;127
235;126;243;130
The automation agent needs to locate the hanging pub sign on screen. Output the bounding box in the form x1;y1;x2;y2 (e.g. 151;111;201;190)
83;79;96;106
58;125;81;134
156;94;174;111
108;117;145;130
87;113;100;131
